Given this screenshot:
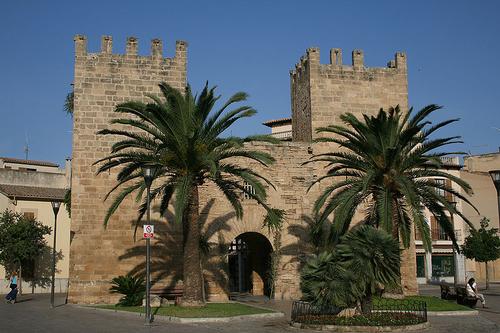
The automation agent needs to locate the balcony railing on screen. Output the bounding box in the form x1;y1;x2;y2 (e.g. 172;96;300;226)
439;156;460;166
432;227;450;241
270;130;292;140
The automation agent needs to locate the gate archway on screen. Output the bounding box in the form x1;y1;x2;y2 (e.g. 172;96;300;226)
228;232;272;296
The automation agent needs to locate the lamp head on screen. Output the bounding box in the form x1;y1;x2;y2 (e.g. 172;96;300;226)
51;201;61;216
490;170;500;182
489;170;500;191
142;164;158;188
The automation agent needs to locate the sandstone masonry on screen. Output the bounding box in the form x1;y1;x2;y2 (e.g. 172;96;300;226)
69;35;187;303
291;48;408;141
69;37;417;304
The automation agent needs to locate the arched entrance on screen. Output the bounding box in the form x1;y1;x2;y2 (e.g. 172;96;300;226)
228;232;272;297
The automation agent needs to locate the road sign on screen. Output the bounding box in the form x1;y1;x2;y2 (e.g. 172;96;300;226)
143;224;154;239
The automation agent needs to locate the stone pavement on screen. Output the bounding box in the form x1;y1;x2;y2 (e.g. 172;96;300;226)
419;282;500;326
0;292;499;332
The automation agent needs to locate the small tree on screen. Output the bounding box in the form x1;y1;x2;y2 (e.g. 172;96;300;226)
462;218;500;289
0;210;51;294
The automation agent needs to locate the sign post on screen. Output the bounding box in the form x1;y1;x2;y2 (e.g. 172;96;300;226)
143;225;154;239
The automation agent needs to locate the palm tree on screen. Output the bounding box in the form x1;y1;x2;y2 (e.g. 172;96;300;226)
301;225;400;313
94;82;283;306
307;105;477;252
64;91;74;116
335;225;400;313
63;91;73;217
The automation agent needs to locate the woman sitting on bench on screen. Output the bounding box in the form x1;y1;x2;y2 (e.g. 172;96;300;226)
467;278;486;308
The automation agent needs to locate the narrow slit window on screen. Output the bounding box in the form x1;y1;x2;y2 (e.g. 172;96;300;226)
243;182;255;200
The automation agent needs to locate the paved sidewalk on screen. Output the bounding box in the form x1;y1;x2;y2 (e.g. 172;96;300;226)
1;292;499;332
419;282;500;325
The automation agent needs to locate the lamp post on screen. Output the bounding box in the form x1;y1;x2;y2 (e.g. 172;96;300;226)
489;170;500;228
50;201;61;308
142;165;156;324
449;201;459;287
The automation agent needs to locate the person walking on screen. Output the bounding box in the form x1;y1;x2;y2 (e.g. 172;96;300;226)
467;278;486;308
5;271;18;304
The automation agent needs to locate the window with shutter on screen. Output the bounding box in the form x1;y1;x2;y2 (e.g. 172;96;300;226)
445;179;453;202
430;216;438;240
414;225;422;240
23;212;35;220
435;179;445;197
430;215;450;240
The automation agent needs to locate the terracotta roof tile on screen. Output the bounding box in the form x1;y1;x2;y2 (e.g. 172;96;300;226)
262;117;292;127
0;157;59;168
0;184;66;201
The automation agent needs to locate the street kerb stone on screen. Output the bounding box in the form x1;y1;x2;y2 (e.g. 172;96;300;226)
75;304;284;323
427;310;479;316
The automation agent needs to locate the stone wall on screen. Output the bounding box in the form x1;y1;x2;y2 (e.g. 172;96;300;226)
69;39;418;303
68;35;187;303
291;48;408;141
290;53;312;141
198;142;323;301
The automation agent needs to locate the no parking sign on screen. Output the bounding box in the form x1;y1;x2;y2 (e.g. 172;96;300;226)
143;224;154;239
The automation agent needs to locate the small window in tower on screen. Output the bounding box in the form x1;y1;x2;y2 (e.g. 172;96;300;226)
243;182;256;200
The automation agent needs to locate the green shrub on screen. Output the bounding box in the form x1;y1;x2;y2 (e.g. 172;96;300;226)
109;274;145;306
301;226;400;310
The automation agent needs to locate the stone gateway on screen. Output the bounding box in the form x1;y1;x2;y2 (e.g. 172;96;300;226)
68;35;416;304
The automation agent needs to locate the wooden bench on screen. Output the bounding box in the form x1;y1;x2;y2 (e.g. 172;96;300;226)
150;287;183;303
440;283;456;300
455;285;478;308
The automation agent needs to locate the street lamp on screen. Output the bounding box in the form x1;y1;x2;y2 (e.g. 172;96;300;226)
142;165;157;324
489;170;500;228
50;201;61;308
449;201;459;287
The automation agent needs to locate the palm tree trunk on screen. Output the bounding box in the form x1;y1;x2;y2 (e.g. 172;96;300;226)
361;288;373;314
180;185;205;306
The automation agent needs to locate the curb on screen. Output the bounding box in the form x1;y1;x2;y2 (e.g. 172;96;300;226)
291;321;430;332
75;304;284;323
427;310;478;316
156;311;284;323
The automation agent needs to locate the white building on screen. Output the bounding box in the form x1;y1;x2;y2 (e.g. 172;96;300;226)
0;157;71;294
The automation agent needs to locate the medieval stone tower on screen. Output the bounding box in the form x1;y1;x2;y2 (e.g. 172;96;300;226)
68;36;416;304
289;47;416;294
291;48;408;141
69;35;187;303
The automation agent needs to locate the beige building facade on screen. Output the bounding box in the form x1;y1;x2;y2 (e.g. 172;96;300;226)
461;152;500;283
414;157;469;285
0;157;71;294
68;35;417;304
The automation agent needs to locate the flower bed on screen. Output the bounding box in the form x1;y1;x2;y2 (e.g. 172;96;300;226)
294;312;423;326
291;299;427;327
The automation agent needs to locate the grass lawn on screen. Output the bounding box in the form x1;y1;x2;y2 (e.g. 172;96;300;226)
94;302;276;318
404;296;473;311
373;295;473;312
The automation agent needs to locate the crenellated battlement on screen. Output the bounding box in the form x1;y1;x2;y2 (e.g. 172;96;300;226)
73;35;188;64
290;47;406;81
290;46;408;142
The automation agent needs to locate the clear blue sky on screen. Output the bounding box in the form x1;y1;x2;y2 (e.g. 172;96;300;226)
1;0;499;166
